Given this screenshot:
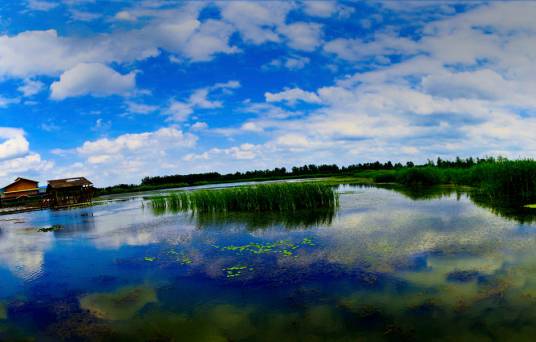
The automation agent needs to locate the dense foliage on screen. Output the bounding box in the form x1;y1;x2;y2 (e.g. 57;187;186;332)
369;159;536;204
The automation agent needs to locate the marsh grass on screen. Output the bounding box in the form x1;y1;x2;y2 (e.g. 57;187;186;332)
366;160;536;205
149;182;339;216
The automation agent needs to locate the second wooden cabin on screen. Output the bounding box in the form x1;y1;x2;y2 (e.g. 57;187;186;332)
47;177;95;208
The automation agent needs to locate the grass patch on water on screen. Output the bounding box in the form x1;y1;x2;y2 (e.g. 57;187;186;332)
38;224;63;232
149;182;339;214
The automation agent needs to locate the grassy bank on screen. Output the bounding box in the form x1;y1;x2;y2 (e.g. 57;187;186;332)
149;182;339;214
366;160;536;205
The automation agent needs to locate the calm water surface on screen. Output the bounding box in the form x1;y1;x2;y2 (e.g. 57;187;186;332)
1;185;536;340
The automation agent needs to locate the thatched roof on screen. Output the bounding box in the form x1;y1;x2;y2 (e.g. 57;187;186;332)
48;177;93;189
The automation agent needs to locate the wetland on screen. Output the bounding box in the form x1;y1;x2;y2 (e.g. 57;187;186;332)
1;182;536;340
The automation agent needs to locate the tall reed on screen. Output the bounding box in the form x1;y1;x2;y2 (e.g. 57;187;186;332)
149;182;339;214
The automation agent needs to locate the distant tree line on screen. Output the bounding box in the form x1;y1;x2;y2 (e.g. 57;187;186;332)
97;156;503;196
140;157;500;186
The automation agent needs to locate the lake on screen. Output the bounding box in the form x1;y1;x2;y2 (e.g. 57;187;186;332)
1;184;536;340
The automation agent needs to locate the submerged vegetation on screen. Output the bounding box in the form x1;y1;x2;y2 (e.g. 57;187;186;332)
149;182;339;215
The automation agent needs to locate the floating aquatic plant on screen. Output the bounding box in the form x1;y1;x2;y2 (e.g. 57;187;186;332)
215;238;316;257
167;250;193;265
223;265;250;278
38;224;63;232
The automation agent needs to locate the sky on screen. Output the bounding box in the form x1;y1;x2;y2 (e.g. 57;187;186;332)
1;1;536;186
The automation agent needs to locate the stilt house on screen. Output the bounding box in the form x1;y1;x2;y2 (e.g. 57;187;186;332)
47;177;95;208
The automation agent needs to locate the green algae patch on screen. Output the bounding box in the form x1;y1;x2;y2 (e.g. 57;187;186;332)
38;224;63;232
144;257;156;262
223;265;250;278
167;249;193;265
180;255;192;265
301;237;315;246
215;237;316;257
80;286;157;321
282;250;293;256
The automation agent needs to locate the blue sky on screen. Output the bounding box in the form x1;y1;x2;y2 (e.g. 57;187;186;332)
1;1;536;186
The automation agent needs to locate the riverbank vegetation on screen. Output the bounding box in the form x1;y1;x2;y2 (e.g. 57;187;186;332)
101;157;536;207
96;158;488;195
367;159;536;205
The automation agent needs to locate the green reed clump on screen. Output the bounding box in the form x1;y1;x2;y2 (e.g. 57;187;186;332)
469;160;536;204
373;159;536;205
149;182;338;214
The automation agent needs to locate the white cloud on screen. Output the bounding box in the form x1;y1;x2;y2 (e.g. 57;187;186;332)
218;1;325;51
0;153;53;179
0;5;237;79
180;19;240;61
324;33;421;61
0;96;19;107
280;22;323;51
60;127;198;185
41;121;60;132
265;88;322;105
50;63;136;100
184;143;259;162
17;79;45;97
218;2;292;44
284;56;310;70
26;0;58;11
188;88;223;109
302;1;337;17
0;128;30;161
264;55;310;70
302;1;354;18
241;122;263;132
125;101;159;114
114;10;136;21
167;101;195;122
191;122;208;130
166;81;239;121
0;128;52;184
69;9;101;22
213;80;241;90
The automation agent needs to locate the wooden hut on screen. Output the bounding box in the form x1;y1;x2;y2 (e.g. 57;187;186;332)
47;177;95;208
1;178;39;199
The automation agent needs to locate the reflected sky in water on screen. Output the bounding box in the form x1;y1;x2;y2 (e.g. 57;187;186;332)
2;185;536;340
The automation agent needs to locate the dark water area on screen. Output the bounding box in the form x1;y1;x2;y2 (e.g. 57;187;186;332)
2;184;536;340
